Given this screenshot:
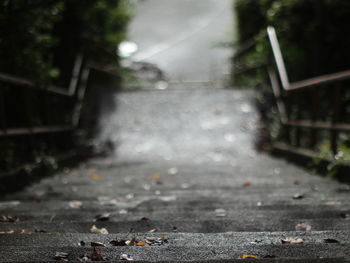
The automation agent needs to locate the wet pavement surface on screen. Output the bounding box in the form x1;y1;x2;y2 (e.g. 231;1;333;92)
1;0;350;262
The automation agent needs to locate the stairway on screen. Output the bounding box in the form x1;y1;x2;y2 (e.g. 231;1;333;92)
0;85;349;262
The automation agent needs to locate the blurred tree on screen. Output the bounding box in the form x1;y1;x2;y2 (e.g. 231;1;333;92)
0;0;132;85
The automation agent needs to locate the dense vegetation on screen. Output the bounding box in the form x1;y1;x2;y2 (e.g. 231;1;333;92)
233;0;350;181
0;0;132;173
234;0;350;81
0;0;132;85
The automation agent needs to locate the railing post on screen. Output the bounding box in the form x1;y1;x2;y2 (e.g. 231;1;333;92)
309;87;319;149
267;26;290;90
330;86;341;157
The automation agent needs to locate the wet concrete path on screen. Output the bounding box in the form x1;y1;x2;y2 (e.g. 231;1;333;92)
1;0;350;261
1;83;350;261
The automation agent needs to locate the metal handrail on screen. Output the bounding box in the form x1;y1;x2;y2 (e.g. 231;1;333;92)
267;26;350;91
233;26;350;159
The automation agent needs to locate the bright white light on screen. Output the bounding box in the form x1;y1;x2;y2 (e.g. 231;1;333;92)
118;41;138;58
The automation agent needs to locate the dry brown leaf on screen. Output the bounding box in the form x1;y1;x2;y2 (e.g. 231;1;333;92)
91;173;101;180
0;215;19;223
90;247;105;261
152;173;162;180
136;242;148;246
240;255;257;259
242;181;252;187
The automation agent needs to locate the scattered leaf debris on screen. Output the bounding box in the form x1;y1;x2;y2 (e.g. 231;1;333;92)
140;216;150;221
0;229;32;234
94;213;110;222
90;225;109;234
281;237;304;244
68;201;83;209
91;241;106;247
295;223;311;231
90;247;106;261
110;240;127;246
324;201;339;205
242;181;252;187
168;167;178;175
293;193;304;200
54;252;69;261
240;254;257;259
340;213;350;219
215;208;227;217
91;173;102;181
120;253;134;261
0;215;19;223
324;238;339;243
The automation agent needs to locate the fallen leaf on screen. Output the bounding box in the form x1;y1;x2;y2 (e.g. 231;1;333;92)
94;213;110;222
240;255;257;259
149;229;157;233
54;252;69;261
152;173;162;180
77;254;89;262
110;240;127;246
90;247;105;261
295;223;311;231
136;242;148;246
340;213;350;219
0;215;19;223
140;217;150;221
126;193;134;199
0;229;32;234
120;253;134;261
91;173;101;180
168;167;178;175
324;201;339;205
34;229;47;233
91;241;106;247
180;183;190;189
242;181;252;187
90;225;108;235
69;201;83;209
215;208;226;217
324;238;339;243
293;193;304;200
281;237;304;244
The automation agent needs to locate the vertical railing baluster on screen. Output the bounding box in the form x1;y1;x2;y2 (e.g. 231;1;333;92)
309;87;319;149
330;86;341;157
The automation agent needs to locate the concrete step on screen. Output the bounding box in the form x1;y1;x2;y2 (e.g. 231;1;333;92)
1;243;349;262
0;218;349;233
1;231;349;247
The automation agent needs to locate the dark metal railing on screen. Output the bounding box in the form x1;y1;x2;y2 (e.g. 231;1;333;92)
233;26;350;162
0;54;87;138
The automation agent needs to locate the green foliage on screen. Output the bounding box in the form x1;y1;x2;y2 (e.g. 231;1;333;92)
234;0;350;82
0;0;133;84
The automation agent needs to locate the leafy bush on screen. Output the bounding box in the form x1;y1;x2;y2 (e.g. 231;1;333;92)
234;0;350;81
0;0;133;84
